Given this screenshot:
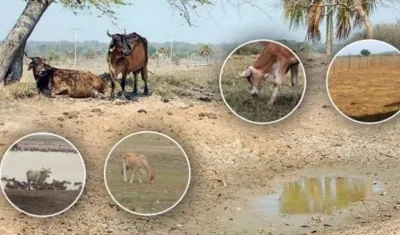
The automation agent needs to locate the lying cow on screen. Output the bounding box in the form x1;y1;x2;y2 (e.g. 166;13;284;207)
239;42;300;107
26;167;52;190
24;52;106;98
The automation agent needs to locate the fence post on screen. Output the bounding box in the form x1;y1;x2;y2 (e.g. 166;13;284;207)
348;54;351;72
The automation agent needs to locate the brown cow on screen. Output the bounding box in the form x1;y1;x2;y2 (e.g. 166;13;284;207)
239;42;300;107
25;53;106;98
106;29;149;100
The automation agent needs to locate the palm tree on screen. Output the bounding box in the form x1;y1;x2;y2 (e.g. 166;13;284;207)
199;44;213;63
282;0;377;56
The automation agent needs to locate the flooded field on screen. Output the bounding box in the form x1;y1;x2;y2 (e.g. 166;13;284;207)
1;151;85;190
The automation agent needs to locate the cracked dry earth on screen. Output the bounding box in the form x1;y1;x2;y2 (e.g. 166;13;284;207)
0;53;399;235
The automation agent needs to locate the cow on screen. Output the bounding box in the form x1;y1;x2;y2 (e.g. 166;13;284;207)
26;167;52;190
106;29;149;100
239;42;300;107
24;52;106;99
121;152;155;184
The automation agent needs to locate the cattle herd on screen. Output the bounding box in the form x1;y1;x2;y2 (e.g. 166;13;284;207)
24;29;149;100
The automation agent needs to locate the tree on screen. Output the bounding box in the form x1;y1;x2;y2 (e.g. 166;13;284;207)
0;0;265;85
199;44;212;62
148;45;157;57
46;52;60;62
282;0;379;56
360;49;371;56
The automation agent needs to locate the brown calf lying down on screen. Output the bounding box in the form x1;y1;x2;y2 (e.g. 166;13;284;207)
239;42;300;107
121;152;155;184
25;53;106;98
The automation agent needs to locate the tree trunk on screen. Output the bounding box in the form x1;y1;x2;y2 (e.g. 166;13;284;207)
4;40;27;85
0;0;51;85
354;0;373;39
325;1;334;56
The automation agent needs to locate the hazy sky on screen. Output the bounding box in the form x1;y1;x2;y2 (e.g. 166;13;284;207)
337;40;399;56
0;0;398;43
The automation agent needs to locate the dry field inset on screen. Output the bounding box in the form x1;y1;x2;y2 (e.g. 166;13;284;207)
220;42;305;123
328;55;400;123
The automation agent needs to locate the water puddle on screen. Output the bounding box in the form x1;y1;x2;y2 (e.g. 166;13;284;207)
254;176;384;216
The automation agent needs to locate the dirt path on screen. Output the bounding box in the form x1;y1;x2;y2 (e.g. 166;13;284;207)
0;53;399;234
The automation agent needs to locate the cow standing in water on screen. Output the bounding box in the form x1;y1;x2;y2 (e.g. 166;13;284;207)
106;29;149;100
239;42;300;107
26;167;52;190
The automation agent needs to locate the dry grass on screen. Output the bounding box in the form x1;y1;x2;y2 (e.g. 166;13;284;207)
0;59;221;101
328;56;400;122
220;54;305;123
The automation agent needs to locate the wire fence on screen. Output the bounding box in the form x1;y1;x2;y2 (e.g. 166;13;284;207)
330;54;400;74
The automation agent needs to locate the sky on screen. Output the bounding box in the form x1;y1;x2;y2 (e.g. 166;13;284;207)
337;40;399;56
0;0;399;44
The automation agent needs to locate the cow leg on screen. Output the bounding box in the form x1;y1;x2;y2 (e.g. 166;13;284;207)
290;64;299;106
267;62;287;107
138;171;143;183
141;67;149;95
123;162;127;182
132;71;139;96
130;168;136;183
108;69;118;100
119;73;127;99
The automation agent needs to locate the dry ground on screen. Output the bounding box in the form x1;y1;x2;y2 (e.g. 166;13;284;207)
220;54;305;123
105;133;189;215
328;57;400;123
0;53;399;234
3;189;81;216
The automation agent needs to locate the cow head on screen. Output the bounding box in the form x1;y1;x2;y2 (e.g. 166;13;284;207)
239;66;268;96
41;167;52;178
24;52;46;71
107;29;132;57
149;172;155;184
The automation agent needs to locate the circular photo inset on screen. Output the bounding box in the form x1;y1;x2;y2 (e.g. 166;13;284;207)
219;39;306;124
0;132;86;217
327;39;400;124
104;131;191;216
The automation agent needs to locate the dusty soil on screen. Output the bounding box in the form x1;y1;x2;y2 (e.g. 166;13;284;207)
0;53;399;234
105;133;189;215
3;189;81;216
328;56;400;123
220;53;306;123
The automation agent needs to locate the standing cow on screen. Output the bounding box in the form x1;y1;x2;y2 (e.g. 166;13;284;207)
106;29;149;100
26;167;52;190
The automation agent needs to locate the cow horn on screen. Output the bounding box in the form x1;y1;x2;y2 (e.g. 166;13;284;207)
24;51;31;59
107;30;112;37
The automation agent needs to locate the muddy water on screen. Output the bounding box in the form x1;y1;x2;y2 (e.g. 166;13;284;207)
226;175;386;234
1;151;85;190
255;176;384;216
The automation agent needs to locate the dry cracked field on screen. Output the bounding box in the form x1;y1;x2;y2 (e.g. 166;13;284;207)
0;53;399;235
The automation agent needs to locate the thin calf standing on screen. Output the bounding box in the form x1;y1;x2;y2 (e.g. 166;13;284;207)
121;152;155;184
